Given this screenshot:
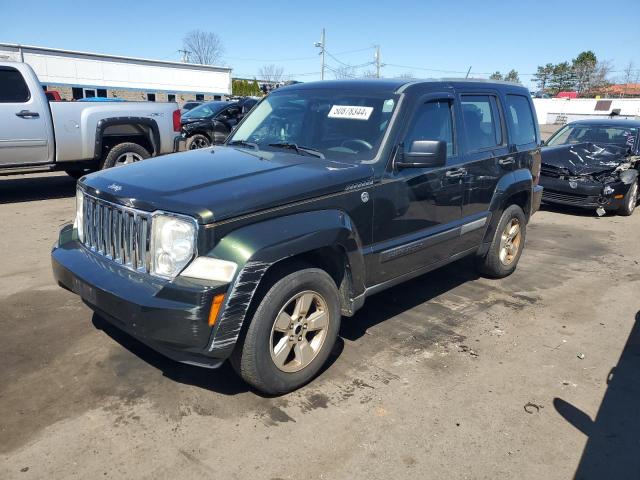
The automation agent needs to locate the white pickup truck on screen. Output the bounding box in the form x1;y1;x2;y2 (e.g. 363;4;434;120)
0;62;181;178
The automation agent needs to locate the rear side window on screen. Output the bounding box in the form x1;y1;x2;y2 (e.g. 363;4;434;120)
505;95;537;145
404;100;455;156
461;95;501;151
0;67;30;103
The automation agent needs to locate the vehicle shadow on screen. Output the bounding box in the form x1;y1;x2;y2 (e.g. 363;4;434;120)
0;173;77;204
341;256;479;341
554;311;640;479
91;313;344;398
540;203;611;218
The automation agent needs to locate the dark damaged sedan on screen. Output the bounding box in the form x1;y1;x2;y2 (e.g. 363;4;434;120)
540;119;639;216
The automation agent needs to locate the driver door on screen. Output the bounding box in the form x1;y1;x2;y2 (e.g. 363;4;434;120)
368;92;464;285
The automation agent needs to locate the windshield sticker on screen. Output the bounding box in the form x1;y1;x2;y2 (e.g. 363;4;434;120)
328;105;374;121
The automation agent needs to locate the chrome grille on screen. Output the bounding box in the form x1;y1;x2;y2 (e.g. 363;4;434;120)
81;194;151;272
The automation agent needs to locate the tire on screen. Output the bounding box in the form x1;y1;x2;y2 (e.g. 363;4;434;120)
476;204;527;279
186;134;211;150
101;142;150;169
618;180;637;216
231;268;341;395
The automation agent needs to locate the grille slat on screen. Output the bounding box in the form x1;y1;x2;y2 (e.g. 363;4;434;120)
80;194;151;273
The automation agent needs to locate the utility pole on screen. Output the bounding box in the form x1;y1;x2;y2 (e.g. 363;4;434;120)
314;28;326;80
465;66;472;78
178;49;191;63
375;45;382;78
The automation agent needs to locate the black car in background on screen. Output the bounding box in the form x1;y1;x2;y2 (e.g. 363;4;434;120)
180;97;258;150
540;119;639;216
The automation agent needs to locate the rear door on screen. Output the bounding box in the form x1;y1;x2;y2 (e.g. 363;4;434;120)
368;91;465;285
0;65;51;166
454;91;510;251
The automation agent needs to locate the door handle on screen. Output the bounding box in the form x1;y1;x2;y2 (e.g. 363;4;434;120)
498;157;515;166
445;168;467;178
15;110;40;118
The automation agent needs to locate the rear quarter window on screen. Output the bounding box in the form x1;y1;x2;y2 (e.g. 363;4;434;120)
0;67;30;103
505;95;537;145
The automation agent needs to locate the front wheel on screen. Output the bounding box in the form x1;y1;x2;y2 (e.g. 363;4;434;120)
476;204;527;278
618;180;637;216
231;268;341;395
186;134;211;150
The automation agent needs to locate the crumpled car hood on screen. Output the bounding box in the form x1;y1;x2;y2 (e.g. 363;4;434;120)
541;142;630;176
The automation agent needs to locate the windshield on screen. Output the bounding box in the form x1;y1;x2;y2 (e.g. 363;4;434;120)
547;124;638;149
227;89;398;162
182;102;228;120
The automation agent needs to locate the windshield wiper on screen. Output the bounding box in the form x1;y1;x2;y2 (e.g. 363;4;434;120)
268;142;325;159
227;140;259;150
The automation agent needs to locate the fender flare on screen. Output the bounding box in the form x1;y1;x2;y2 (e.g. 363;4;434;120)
482;169;533;246
204;209;366;358
93;117;160;160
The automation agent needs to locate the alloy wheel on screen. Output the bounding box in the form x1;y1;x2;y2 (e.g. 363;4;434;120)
499;218;522;266
269;290;330;373
115;151;143;166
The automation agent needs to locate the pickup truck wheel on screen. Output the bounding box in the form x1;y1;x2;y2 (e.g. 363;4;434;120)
101;142;150;169
231;268;341;394
186;134;211;150
476;204;526;278
618;180;637;216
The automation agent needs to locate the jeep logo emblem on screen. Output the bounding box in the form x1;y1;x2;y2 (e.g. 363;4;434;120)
361;191;370;203
108;183;122;192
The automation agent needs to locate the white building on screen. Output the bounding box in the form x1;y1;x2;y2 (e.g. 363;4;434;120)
0;43;232;104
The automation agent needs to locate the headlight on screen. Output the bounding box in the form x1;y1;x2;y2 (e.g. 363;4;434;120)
75;188;84;242
603;185;615;195
150;214;197;278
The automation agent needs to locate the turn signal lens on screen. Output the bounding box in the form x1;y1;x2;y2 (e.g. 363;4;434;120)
208;294;225;326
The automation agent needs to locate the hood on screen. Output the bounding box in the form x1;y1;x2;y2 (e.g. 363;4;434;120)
80;146;374;224
541;142;630;176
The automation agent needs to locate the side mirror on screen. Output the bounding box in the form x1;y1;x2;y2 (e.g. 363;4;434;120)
395;140;447;169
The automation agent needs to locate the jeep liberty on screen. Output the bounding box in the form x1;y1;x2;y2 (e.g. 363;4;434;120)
52;79;543;394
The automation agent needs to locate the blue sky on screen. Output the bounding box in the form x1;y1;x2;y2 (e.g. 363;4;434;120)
1;0;639;88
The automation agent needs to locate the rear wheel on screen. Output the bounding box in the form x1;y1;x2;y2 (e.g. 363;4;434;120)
618;180;637;216
101;142;150;169
476;204;527;278
186;134;211;150
231;268;341;395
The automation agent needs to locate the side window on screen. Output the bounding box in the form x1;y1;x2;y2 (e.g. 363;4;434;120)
461;95;501;151
404;100;455;156
0;67;30;103
505;95;536;145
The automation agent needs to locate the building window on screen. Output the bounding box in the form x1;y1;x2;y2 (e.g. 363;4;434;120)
147;93;156;102
195;93;204;101
214;95;221;101
167;94;176;102
97;89;107;98
84;89;96;98
72;87;84;100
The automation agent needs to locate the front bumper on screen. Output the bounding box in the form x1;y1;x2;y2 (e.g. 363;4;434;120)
539;175;627;210
51;226;228;368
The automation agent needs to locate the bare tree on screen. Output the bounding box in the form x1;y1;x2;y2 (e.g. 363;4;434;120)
397;72;416;80
182;30;224;65
259;64;286;83
361;70;378;78
622;61;635;97
332;65;356;79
